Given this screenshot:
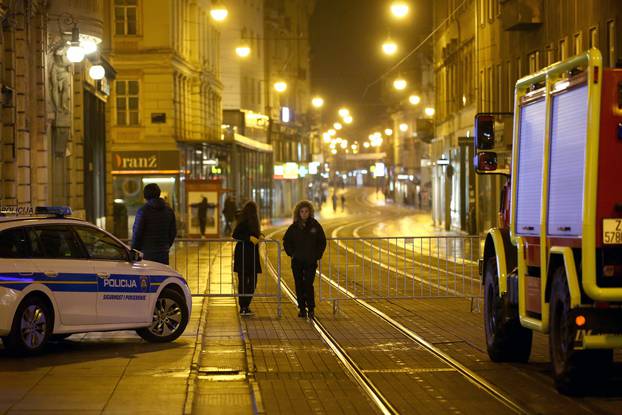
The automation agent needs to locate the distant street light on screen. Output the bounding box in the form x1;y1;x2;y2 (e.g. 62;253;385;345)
273;81;287;93
390;1;409;19
235;45;251;58
89;64;105;80
384;128;393;136
424;107;435;117
393;78;407;90
343;115;353;124
399;123;409;132
311;96;324;108
338;107;350;118
333;122;343;130
328;129;336;136
363;142;370;149
408;94;421;105
210;5;228;21
382;38;398;56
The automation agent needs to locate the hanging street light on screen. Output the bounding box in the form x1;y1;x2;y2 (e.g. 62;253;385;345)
384;128;393;136
408;94;421;105
393;77;407;90
399;123;409;132
66;26;85;63
210;5;228;21
89;64;105;80
235;45;251;58
390;1;409;19
273;81;287;93
311;96;324;108
382;38;398;56
338;107;350;118
424;107;435;117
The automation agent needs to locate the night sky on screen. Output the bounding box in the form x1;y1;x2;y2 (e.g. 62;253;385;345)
310;0;432;138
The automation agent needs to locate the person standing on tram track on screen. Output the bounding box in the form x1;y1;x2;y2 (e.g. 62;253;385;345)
283;200;327;319
232;201;263;315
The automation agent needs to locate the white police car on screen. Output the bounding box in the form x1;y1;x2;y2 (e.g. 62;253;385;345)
0;207;191;355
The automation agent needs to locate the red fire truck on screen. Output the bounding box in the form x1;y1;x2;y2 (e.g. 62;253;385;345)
475;48;622;394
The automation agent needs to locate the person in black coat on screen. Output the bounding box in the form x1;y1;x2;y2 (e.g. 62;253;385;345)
283;200;326;319
232;201;262;315
131;183;177;265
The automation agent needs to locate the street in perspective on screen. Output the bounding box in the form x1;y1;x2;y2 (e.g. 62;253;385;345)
2;0;622;414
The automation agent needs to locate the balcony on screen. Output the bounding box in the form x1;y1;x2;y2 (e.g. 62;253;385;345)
501;0;542;31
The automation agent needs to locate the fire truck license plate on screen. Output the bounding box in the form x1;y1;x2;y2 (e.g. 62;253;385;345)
603;219;622;244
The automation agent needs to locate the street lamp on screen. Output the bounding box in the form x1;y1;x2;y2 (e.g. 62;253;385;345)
333;122;342;130
399;123;409;132
66;26;85;63
235;45;251;58
273;81;287;93
424;107;435;117
343;115;353;124
338;107;350;118
210;4;228;21
382;38;398;56
384;128;393;136
390;1;409;19
311;96;324;108
364;142;370;149
89;63;105;80
408;94;421;105
393;77;407;90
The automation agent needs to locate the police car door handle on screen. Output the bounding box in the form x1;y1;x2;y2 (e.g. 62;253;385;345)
44;271;58;278
97;272;110;279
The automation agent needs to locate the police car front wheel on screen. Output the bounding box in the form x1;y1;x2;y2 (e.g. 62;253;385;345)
137;289;188;343
3;295;52;355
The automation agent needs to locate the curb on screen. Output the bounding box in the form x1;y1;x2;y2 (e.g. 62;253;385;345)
240;308;265;414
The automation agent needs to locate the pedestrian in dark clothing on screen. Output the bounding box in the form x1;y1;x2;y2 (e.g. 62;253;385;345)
223;196;237;236
233;201;262;315
131;183;176;265
283;200;327;319
191;196;208;237
332;192;337;212
340;194;346;211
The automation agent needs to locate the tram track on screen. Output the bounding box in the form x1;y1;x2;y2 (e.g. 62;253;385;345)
263;205;529;414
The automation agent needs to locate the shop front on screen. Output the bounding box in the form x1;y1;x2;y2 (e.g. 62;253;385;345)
111;150;181;239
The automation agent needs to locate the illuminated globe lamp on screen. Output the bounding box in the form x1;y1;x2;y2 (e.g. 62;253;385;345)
393;77;407;91
390;1;409;19
210;5;228;21
311;96;324;108
66;26;85;63
382;38;398;56
409;94;421;105
89;64;105;80
235;45;251;58
273;81;287;93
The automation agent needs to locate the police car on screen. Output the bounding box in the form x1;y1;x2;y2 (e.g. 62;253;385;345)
0;207;191;355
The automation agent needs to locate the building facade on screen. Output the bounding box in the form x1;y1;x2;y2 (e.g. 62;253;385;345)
105;0;223;237
264;0;315;218
1;0;113;225
432;0;622;234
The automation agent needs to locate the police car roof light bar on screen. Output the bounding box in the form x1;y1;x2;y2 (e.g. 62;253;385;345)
35;206;72;217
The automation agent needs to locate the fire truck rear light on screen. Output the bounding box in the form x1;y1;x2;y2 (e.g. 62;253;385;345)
575;315;586;327
603;265;615;277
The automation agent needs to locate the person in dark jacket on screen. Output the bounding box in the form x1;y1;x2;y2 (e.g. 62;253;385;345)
191;196;208;237
233;201;262;315
131;183;177;265
283;200;326;319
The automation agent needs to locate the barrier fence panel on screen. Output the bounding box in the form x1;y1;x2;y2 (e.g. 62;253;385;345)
318;236;481;304
127;238;282;316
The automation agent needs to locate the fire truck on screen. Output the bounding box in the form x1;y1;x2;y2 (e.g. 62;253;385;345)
474;48;622;394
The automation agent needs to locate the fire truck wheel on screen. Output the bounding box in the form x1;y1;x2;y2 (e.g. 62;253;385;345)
549;267;612;395
484;256;532;362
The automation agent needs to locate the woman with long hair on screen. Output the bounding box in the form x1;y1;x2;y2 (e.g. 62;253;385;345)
283;200;326;318
232;201;262;315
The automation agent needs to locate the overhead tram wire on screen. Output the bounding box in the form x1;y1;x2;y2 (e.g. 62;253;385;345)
362;0;468;98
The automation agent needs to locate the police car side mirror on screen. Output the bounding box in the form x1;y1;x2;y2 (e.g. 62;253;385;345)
130;249;143;262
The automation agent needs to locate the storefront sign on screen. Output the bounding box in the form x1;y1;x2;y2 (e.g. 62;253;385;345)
283;162;299;179
112;151;180;174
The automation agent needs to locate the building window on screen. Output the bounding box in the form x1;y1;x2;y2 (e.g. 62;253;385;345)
589;26;599;49
607;20;616;67
573;31;583;56
114;0;138;35
116;80;139;126
560;38;568;61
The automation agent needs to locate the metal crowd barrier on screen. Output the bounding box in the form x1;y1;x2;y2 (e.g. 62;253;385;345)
126;238;282;317
318;236;481;309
